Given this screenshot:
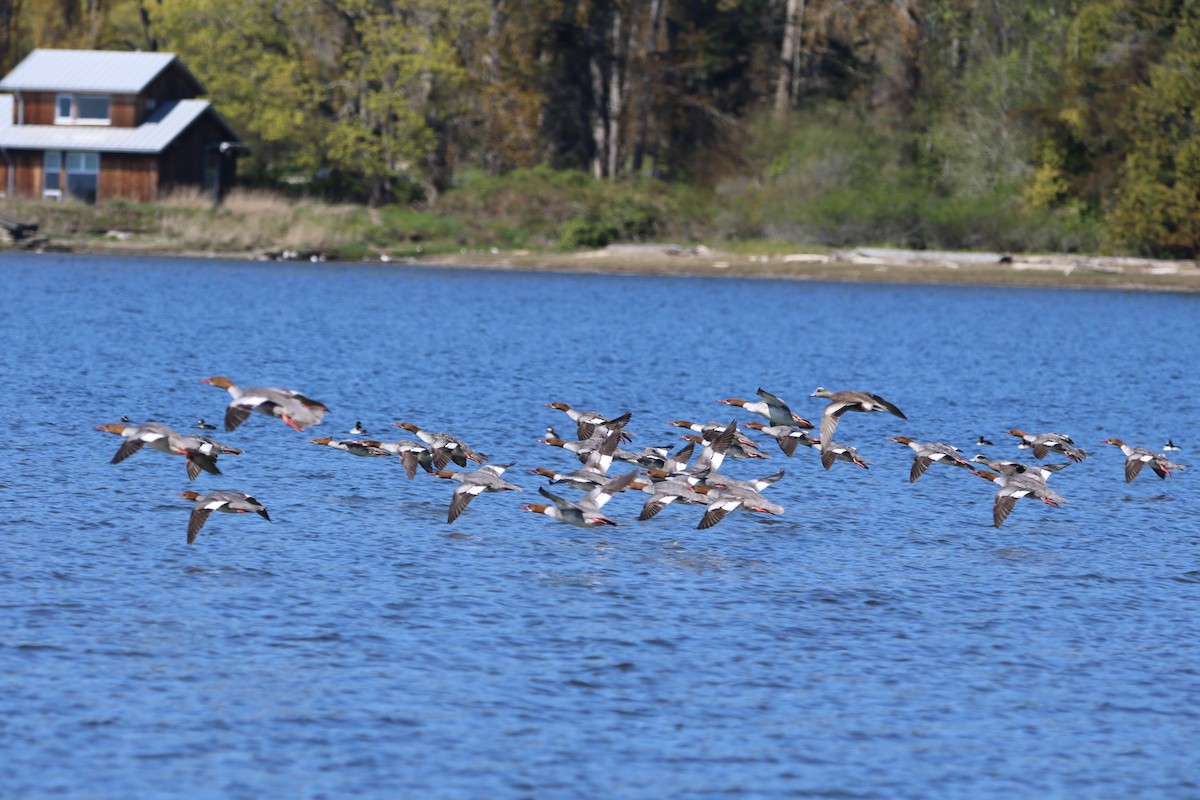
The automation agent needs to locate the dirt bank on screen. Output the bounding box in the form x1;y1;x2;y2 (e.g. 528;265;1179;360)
412;245;1200;293
9;234;1200;293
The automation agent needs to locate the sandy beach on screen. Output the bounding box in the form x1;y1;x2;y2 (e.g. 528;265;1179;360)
412;244;1200;293
8;235;1200;292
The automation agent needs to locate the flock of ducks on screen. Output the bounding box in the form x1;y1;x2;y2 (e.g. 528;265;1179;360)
95;380;1186;543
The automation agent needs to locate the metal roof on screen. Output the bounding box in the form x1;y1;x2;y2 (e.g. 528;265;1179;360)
0;49;203;94
0;99;233;154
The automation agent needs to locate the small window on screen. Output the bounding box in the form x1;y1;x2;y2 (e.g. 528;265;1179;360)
43;151;62;199
55;95;73;123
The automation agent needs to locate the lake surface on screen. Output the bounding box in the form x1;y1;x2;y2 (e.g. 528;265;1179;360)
1;252;1198;798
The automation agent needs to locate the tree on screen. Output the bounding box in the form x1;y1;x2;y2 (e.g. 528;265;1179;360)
153;0;330;183
324;1;471;204
1108;5;1200;256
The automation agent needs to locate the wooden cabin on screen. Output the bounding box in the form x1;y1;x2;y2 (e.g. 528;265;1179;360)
0;49;244;203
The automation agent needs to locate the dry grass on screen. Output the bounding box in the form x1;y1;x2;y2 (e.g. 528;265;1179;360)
155;189;365;252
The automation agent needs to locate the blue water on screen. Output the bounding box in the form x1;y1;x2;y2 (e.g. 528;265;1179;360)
2;252;1198;798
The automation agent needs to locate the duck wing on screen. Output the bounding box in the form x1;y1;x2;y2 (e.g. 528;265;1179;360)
185;452;221;481
870;394;906;419
1125;457;1145;483
111;438;145;464
448;484;484;523
187;505;219;544
910;455;932;483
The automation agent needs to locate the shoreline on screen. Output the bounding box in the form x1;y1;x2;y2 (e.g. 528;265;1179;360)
411;245;1200;293
8;238;1200;293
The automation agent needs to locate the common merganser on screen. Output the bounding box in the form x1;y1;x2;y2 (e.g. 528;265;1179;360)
196;418;217;430
394;422;488;469
356;439;434;478
885;436;972;483
308;436;392;457
178;490;270;544
616;445;675;470
969;455;1070;481
521;471;638;527
1099;438;1185;482
819;440;870;470
544;403;635;442
639;442;703;485
973;470;1067;528
433;463;522;523
539;431;641;466
696;470;786;529
742;421;819;457
635;477;711;521
976;435;994;447
687;420;744;476
1007;430;1087;462
528;465;611;492
96;421;229;480
718;388;813;429
202;376;328;432
178;433;244;479
349;421;368;435
1164;439;1182;452
809;388;906;452
679;433;768;462
529;429;623;489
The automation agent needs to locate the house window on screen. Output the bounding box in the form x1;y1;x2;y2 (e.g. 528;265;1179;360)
54;94;111;125
65;152;100;203
43;151;62;199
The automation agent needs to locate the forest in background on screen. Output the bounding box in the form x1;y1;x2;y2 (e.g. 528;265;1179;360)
2;0;1198;258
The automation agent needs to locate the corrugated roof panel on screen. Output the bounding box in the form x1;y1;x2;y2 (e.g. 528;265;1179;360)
0;100;216;153
0;49;184;94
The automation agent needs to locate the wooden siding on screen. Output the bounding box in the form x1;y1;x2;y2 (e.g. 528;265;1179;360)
0;150;160;201
159;110;238;197
98;153;158;202
16;92;55;125
11;91;135;127
13;91;159;127
110;95;138;127
2;150;44;197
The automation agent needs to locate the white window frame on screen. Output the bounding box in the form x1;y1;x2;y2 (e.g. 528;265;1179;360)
43;151;62;200
53;93;112;126
54;94;73;124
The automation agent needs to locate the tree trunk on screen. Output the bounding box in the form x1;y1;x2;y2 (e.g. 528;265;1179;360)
137;0;159;51
631;0;664;175
589;51;607;179
773;0;804;120
606;8;622;178
484;0;505;174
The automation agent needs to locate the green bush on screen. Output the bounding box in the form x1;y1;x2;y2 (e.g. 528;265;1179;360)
558;215;621;249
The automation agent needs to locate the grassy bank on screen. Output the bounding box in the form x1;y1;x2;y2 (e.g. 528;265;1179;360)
0;161;1122;261
3;167;1198;293
1;168;714;260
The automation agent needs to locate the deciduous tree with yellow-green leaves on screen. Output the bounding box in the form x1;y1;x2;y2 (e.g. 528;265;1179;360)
1107;5;1200;257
